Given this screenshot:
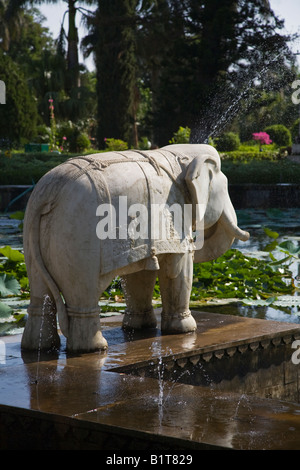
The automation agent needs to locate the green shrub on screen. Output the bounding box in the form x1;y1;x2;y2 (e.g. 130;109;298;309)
264;124;292;147
0;151;91;184
35;125;51;143
221;159;300;184
138;136;151;150
290;119;300;142
220;149;279;162
104;138;128;151
215;132;240;152
0;52;38;145
76;133;91;152
169;126;191;144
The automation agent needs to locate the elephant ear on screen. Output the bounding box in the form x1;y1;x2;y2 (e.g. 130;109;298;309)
185;153;220;230
194;192;250;263
184;152;249;263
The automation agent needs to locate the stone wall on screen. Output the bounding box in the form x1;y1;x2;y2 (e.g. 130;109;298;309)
229;184;300;209
113;333;300;404
1;184;300;212
0;185;33;212
0;404;220;450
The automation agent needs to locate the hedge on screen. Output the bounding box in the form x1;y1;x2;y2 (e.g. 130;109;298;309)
220;149;285;162
221;159;300;185
0;151;97;185
1;150;300;186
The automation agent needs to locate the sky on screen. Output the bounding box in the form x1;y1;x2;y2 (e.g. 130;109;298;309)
39;0;300;71
270;0;300;53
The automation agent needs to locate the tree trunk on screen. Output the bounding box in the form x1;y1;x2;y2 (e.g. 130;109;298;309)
67;0;79;92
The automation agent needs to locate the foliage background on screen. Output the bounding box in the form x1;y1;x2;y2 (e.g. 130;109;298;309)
0;0;299;150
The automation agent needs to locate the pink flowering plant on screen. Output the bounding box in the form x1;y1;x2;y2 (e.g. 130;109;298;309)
48;97;58;151
252;132;272;150
60;135;67;152
48;97;67;152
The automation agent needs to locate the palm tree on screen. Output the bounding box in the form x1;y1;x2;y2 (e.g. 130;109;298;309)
1;0;93;92
82;0;138;148
58;0;93;92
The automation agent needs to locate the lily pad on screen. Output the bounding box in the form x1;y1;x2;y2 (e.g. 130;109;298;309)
0;274;21;297
278;240;300;255
273;295;300;308
9;211;25;221
0;245;24;262
242;296;277;306
263;227;279;239
0;301;13;318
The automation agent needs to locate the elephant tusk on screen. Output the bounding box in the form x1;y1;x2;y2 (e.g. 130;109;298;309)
219;211;250;241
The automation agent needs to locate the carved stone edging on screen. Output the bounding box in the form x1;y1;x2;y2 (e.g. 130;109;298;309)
109;332;300;377
181;332;300;367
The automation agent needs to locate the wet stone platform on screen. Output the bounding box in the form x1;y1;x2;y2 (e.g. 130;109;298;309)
1;310;300;450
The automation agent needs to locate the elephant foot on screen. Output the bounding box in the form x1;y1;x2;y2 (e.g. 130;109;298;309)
67;312;108;352
161;310;197;334
21;304;60;351
122;308;157;331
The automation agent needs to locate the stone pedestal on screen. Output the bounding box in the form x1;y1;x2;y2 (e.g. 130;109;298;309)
1;311;300;450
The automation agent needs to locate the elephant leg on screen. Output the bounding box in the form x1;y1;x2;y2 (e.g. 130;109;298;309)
158;252;197;334
122;270;158;330
65;274;113;352
21;270;60;351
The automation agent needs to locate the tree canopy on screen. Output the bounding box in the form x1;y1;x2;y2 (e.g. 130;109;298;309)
0;50;38;144
0;0;298;147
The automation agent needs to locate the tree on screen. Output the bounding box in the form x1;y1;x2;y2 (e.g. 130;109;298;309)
0;0;25;51
58;0;95;93
0;50;38;144
87;0;138;148
193;0;296;142
0;3;96;145
135;0;295;146
3;0;93;106
135;0;181;145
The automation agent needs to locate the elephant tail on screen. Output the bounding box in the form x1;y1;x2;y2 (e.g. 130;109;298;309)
24;195;69;338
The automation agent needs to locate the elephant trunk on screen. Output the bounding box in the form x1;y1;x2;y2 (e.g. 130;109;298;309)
220;204;250;242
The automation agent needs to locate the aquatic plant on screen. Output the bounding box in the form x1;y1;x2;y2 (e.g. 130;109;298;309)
191;247;295;305
0;246;29;334
0;246;28;293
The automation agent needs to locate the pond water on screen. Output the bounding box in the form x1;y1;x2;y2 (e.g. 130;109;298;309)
0;215;23;250
0;208;299;336
226;208;300;323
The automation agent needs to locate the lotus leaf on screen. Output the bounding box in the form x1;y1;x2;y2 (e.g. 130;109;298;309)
0;274;21;297
0;301;13;318
0;246;24;262
191;249;294;303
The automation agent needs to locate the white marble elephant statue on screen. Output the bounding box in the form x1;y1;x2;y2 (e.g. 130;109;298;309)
21;143;249;352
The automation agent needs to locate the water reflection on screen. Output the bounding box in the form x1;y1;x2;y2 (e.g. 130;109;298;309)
235;208;300;253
